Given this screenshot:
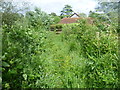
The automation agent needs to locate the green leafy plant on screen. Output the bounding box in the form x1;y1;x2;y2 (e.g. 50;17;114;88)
2;6;119;89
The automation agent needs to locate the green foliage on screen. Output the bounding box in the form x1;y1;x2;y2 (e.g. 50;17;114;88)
0;0;29;26
94;2;118;24
89;11;110;23
95;2;118;13
26;8;53;29
49;12;57;16
50;24;63;31
79;13;87;18
60;5;73;18
2;5;119;89
51;16;61;24
2;18;47;89
60;20;119;88
2;12;22;26
49;12;61;24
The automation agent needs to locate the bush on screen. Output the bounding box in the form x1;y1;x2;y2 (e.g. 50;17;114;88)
2;19;47;89
60;20;119;88
50;24;63;31
26;8;53;29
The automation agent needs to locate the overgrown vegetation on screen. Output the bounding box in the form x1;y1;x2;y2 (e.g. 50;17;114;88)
1;1;119;89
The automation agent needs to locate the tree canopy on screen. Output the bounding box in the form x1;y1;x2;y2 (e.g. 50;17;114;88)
0;0;30;26
60;5;73;18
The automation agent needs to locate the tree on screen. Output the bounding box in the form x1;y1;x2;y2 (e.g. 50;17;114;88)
95;2;118;13
0;0;30;13
89;1;118;25
89;11;99;18
60;5;73;18
79;13;87;18
0;0;30;26
49;12;57;16
51;16;61;24
89;11;111;24
26;7;53;28
95;2;118;24
2;12;21;26
48;12;60;24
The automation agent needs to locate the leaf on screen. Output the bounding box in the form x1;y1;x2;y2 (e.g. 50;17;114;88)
8;69;17;74
16;65;23;69
23;74;27;81
2;61;10;67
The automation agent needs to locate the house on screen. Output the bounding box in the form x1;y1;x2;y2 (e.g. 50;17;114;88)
50;13;94;34
58;18;81;24
70;13;80;18
58;13;80;24
58;13;94;24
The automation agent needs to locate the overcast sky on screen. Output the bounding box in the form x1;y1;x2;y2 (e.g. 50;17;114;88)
13;0;98;15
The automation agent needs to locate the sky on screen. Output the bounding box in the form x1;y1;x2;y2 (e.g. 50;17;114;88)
13;0;98;15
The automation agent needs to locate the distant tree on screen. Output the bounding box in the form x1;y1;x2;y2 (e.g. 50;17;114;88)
95;2;118;13
0;0;30;26
49;12;60;24
26;7;53;28
79;13;87;17
89;11;99;18
52;16;61;24
60;5;73;18
2;12;21;26
95;2;118;24
89;11;110;23
49;12;57;16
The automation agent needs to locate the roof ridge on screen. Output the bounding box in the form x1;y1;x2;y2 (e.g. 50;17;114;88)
70;12;80;17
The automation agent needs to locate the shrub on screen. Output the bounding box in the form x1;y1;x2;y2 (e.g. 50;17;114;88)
50;24;63;31
2;19;47;89
60;19;119;88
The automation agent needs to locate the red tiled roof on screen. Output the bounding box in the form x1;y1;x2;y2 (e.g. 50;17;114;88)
58;17;94;24
58;18;81;24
